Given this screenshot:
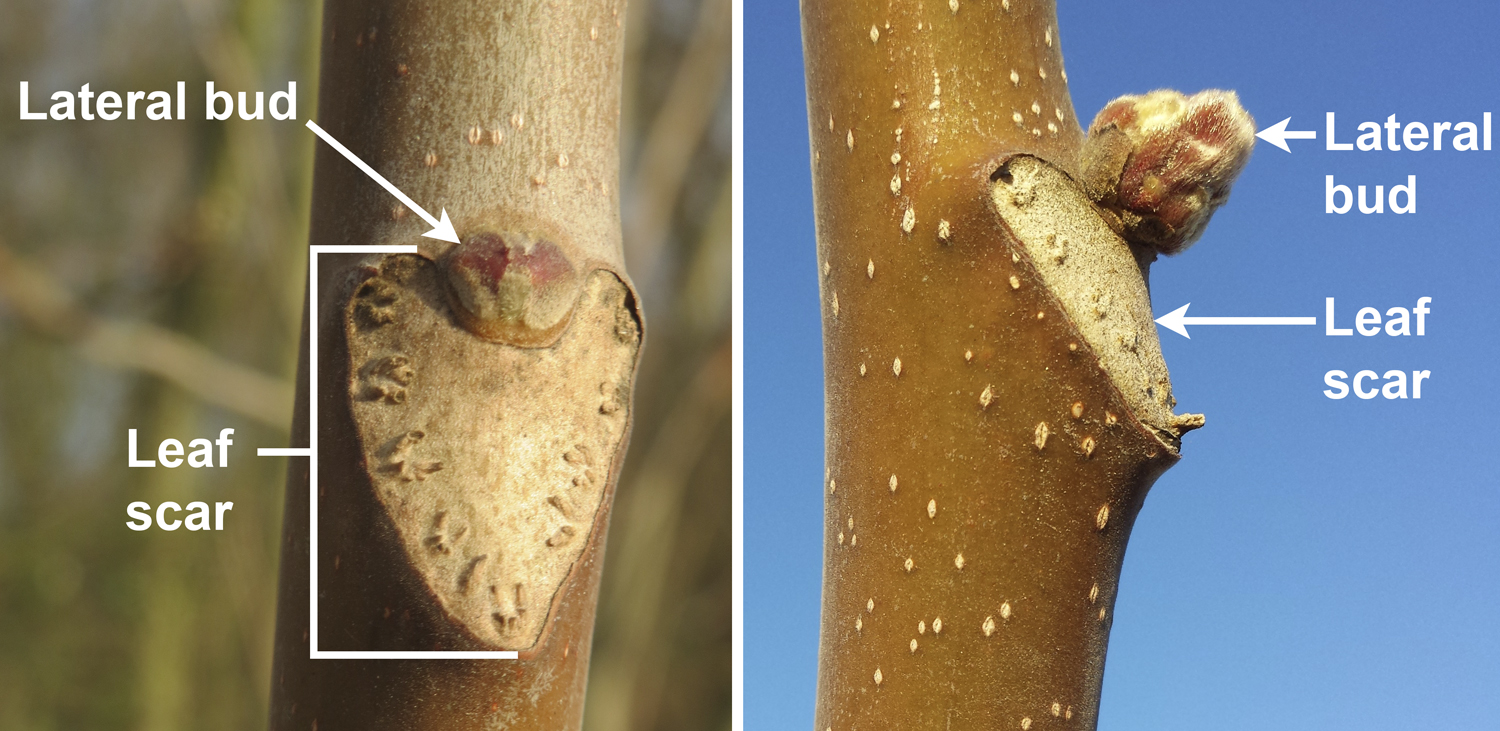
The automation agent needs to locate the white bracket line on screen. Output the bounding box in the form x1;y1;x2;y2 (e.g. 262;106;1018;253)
265;244;519;661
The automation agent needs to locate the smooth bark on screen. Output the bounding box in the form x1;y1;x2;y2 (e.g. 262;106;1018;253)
802;2;1199;728
269;0;640;728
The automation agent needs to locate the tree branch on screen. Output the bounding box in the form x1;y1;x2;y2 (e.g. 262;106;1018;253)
0;242;293;430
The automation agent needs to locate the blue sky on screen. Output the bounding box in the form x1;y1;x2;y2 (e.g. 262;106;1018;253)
745;1;1500;728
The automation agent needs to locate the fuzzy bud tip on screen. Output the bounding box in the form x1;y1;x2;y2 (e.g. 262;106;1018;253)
1081;89;1255;255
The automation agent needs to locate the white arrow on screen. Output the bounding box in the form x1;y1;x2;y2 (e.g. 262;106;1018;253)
1155;303;1317;339
304;119;460;244
1255;117;1318;153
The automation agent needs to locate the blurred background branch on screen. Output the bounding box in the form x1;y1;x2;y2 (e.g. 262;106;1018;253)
624;0;731;296
0;242;293;429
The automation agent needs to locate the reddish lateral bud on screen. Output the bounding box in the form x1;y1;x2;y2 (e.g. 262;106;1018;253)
1081;89;1255;255
442;231;581;347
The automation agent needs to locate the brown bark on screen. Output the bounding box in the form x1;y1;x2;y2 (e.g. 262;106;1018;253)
268;0;640;728
801;1;1202;728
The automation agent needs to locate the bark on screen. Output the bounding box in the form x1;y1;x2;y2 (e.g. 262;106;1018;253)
268;0;640;728
801;2;1215;728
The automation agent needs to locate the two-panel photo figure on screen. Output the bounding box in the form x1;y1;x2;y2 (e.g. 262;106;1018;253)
1;0;1495;729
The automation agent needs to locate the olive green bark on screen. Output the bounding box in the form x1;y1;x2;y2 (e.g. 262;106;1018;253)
802;1;1197;728
268;0;639;729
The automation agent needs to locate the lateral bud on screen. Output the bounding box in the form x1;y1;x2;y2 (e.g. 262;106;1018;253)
442;231;582;347
1081;89;1255;255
